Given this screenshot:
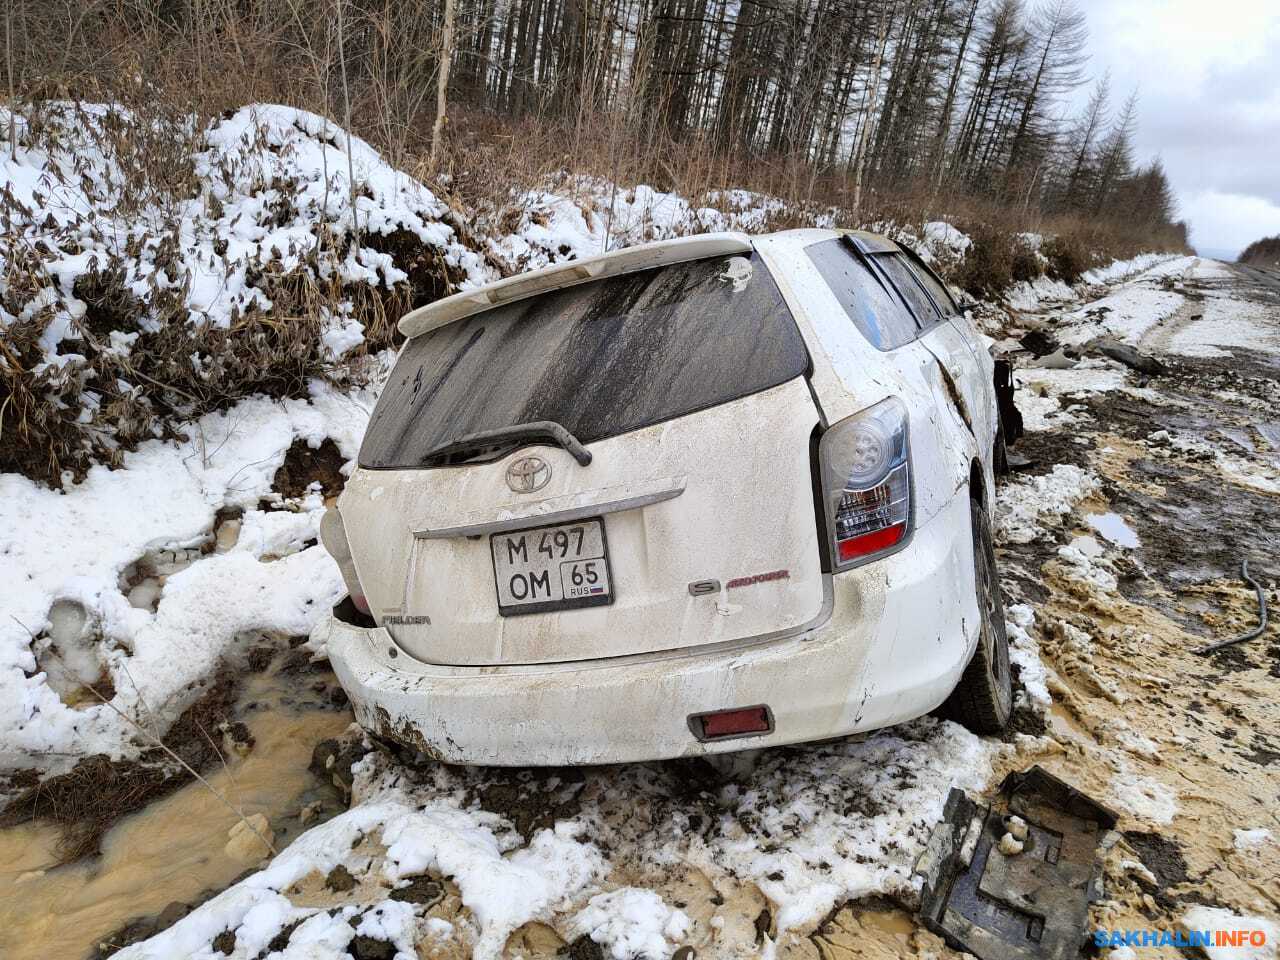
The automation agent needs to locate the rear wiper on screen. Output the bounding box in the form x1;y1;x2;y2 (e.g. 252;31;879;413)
419;420;593;467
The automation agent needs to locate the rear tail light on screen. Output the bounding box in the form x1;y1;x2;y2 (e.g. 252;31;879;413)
320;507;370;615
818;398;911;568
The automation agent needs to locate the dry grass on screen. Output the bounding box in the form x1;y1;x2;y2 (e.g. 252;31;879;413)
0;97;467;486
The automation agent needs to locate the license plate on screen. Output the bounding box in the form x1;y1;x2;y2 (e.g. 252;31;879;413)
491;519;613;616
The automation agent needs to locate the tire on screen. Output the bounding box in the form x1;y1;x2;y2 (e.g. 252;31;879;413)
941;498;1012;733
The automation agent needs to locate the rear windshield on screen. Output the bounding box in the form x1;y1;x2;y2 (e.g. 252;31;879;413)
359;252;808;469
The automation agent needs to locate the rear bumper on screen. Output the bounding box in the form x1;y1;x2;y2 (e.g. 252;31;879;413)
318;489;980;766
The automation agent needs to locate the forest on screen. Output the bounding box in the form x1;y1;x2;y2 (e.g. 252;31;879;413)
6;0;1188;258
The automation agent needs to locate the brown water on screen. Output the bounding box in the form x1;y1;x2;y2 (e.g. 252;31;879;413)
0;664;352;960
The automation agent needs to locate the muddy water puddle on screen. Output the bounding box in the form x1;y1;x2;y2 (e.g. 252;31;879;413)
0;659;353;960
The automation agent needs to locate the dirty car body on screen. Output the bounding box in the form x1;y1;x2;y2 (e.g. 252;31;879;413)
316;229;1008;765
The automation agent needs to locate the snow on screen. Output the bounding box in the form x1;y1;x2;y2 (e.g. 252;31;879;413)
1108;768;1179;825
1014;362;1130;432
1057;538;1119;592
996;464;1101;544
1181;907;1278;960
1007;275;1076;312
0;382;376;770
1162;281;1280;358
569;889;691;960
1056;278;1188;346
922;221;971;257
1233;828;1272;850
1006;604;1051;711
686;720;992;934
488;180;801;271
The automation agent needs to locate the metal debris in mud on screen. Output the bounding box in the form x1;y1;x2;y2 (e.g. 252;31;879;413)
915;766;1117;960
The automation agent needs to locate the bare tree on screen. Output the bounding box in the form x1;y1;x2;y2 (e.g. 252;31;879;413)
430;0;456;174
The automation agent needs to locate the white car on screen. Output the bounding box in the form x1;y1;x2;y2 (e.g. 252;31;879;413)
316;229;1012;766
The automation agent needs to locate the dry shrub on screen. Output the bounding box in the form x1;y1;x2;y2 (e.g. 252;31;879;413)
0;256;336;484
1042;233;1093;284
1239;236;1280;266
947;222;1015;298
1010;236;1043;283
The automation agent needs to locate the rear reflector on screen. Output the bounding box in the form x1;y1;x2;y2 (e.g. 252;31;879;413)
836;521;907;562
692;705;773;740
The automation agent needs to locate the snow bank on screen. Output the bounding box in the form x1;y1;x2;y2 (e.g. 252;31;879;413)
0;382;376;771
1006;275;1075;312
922;221;972;258
0;101;489;484
1081;252;1181;286
1;101;486;348
487;179;833;271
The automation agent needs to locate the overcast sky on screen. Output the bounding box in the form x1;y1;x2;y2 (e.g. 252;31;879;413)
1073;0;1280;257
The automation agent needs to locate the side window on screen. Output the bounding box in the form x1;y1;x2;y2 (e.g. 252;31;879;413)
805;239;919;350
875;253;944;329
898;250;960;316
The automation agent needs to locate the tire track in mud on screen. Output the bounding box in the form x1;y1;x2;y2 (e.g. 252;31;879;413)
984;340;1280;954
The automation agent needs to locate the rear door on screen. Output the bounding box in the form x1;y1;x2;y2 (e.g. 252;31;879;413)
877;251;994;449
343;252;828;666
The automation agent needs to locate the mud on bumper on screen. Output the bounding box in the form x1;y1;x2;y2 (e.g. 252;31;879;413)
314;490;980;767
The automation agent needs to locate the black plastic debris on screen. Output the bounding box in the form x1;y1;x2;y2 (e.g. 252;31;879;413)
993;359;1025;447
915;766;1117;960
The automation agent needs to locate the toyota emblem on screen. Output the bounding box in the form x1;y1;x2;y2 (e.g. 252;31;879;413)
506;455;551;493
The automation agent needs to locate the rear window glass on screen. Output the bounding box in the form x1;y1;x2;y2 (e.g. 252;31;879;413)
805;239;919;350
874;253;943;327
900;254;960;316
359;253;808;469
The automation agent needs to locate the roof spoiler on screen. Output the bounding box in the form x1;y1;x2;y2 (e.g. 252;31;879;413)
398;232;754;339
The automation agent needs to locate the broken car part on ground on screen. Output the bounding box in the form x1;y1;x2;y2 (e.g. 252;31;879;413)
917;767;1117;960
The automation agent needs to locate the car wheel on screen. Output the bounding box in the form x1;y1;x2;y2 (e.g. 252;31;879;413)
941;498;1012;733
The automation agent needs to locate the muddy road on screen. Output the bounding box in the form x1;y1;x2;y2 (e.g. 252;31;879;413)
1;258;1277;959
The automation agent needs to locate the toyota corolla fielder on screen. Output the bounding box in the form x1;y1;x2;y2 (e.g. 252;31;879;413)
315;228;1014;765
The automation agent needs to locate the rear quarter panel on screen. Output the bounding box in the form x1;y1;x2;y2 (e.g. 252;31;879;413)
752;234;978;524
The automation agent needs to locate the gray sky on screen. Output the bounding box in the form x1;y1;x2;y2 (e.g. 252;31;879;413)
1073;0;1280;257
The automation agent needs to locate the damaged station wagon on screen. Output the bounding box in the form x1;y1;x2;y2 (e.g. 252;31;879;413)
316;230;1013;765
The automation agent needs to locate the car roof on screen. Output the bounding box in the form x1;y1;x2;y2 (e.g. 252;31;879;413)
397;228;902;338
